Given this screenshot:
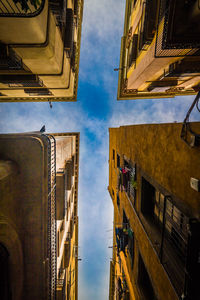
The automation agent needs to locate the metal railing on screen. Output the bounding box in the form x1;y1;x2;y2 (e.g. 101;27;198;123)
156;196;188;297
0;46;22;70
118;162;137;202
155;0;200;57
57;268;66;300
0;74;43;87
0;0;45;17
46;134;57;300
49;0;67;33
142;189;199;299
24;88;52;96
57;268;66;286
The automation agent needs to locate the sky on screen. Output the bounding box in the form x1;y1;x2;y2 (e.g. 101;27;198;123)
0;1;200;299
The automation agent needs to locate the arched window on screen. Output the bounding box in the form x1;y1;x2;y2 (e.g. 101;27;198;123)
0;243;11;300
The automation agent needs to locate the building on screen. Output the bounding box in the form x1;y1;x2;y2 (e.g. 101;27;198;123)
0;0;84;102
117;0;200;100
108;122;200;300
0;131;79;300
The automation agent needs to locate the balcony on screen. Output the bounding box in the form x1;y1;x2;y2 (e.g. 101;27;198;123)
0;74;43;87
140;177;200;299
155;0;200;57
147;79;178;92
118;161;137;203
64;237;71;268
56;172;65;220
0;0;48;44
0;44;22;70
165;59;200;77
0;0;45;16
138;0;157;51
46;134;57;300
56;268;66;300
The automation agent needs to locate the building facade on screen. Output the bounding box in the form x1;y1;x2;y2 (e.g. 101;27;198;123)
0;0;84;102
108;123;200;300
0;131;79;300
118;0;200;100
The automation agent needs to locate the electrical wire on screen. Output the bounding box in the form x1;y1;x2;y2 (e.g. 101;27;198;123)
181;91;200;145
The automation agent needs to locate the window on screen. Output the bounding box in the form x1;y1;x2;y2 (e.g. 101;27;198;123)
64;9;74;50
74;0;78;16
141;177;155;218
123;210;129;228
117;193;120;207
117;154;120;168
138;0;157;51
133;0;137;7
123;211;135;268
138;253;157;300
128;34;138;68
112;149;115;168
112;149;115;160
112;189;115;198
128;229;134;268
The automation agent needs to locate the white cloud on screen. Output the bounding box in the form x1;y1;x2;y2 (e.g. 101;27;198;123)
109;96;200;127
1;1;200;300
79;0;125;87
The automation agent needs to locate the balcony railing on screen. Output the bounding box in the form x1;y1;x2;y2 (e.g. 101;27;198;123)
118;162;137;202
57;268;66;286
0;0;45;17
138;0;157;51
24;88;52;96
49;0;67;33
0;45;22;70
0;74;43;87
140;179;200;300
49;1;77;60
45;134;57;300
155;0;200;57
57;268;66;300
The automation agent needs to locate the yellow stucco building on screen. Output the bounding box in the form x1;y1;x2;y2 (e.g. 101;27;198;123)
0;131;79;300
0;0;84;102
108;122;200;300
118;0;200;100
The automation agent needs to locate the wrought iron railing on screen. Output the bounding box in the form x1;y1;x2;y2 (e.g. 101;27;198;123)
118;162;137;202
57;268;65;286
57;268;66;300
49;0;67;33
155;0;200;57
0;74;43;87
46;134;57;300
0;0;45;17
138;0;157;51
0;46;22;70
157;196;189;297
24;88;52;96
141;185;200;299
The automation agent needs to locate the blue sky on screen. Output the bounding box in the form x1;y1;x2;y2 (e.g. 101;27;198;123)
0;1;200;299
